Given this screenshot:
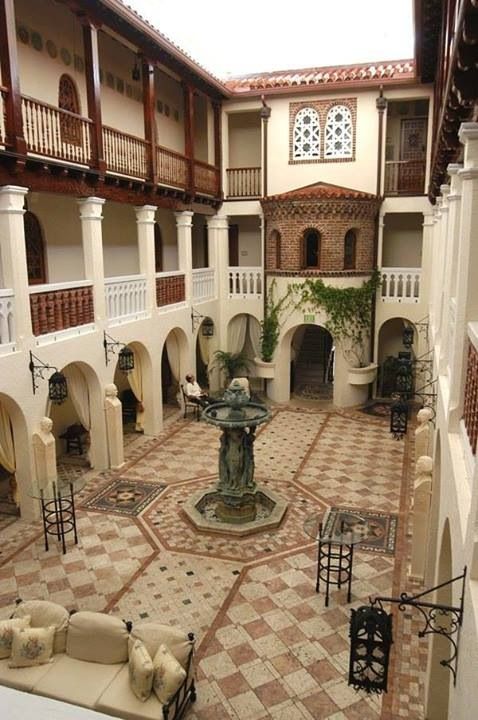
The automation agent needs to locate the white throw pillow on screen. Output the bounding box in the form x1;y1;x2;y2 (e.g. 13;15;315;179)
9;626;55;667
67;611;129;664
0;617;31;659
152;643;186;705
13;599;69;654
128;639;154;702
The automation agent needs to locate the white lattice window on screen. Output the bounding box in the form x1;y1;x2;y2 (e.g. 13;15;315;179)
293;107;320;160
325;105;353;159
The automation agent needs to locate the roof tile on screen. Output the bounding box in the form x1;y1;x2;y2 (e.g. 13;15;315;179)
263;182;377;202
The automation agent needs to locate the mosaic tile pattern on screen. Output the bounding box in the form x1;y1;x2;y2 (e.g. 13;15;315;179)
325;507;398;555
81;478;167;516
0;406;424;719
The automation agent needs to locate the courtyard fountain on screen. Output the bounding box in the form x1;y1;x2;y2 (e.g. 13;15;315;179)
183;381;288;536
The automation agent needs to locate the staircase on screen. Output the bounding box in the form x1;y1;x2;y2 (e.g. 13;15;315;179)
293;327;333;399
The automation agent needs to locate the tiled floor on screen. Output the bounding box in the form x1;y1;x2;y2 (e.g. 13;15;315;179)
0;404;426;719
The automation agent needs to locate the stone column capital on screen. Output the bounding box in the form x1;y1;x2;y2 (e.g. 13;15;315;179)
78;196;106;220
207;214;229;231
458;122;478;145
0;185;28;213
134;205;157;224
174;210;194;227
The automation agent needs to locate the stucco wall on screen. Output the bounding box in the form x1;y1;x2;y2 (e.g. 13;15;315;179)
102;201;139;277
382;213;423;267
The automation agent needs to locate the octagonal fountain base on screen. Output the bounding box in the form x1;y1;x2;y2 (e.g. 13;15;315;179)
183;485;288;537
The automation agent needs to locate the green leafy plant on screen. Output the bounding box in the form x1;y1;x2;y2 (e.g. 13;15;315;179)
295;270;381;367
259;280;293;362
211;350;252;382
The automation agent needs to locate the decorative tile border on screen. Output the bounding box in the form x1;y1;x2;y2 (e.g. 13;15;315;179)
81;478;166;517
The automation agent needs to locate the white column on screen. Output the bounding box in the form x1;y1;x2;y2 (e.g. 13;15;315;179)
175;210;193;305
429;200;442;339
0;185;32;347
449;123;478;426
435;184;450;366
78;197;106;324
206;213;229;392
135;204;157;314
439;167;462;375
376;213;385;269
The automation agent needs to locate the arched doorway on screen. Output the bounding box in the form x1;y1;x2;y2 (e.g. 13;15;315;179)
0;399;19;517
0;394;31;519
161;328;189;420
377;317;416;397
113;342;156;435
196;317;214;389
425;519;452;720
291;324;333;399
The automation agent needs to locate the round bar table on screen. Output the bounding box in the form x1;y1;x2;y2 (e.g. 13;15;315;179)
30;482;79;555
304;510;370;607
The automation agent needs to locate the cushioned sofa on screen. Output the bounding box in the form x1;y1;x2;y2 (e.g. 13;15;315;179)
0;599;196;720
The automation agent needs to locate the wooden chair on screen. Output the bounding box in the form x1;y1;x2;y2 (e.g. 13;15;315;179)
181;384;200;421
120;389;137;424
59;423;88;455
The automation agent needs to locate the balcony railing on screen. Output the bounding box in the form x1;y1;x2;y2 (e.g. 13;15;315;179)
105;275;147;321
0;290;15;345
29;281;94;336
381;268;421;303
0;87;7;148
192;268;215;302
156;145;189;189
156;271;186;308
226;167;261;198
103;126;149;178
22;96;92;165
228;267;262;298
464;335;478;455
194;160;220;196
384;160;426;195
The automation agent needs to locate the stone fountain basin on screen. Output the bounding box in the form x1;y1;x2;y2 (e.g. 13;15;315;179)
182;485;288;537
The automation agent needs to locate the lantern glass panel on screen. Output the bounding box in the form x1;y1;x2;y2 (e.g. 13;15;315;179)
48;371;68;405
119;347;134;373
403;326;414;348
202;318;214;337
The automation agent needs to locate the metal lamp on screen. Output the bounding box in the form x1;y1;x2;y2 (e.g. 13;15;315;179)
29;352;68;404
403;325;414;349
348;603;393;695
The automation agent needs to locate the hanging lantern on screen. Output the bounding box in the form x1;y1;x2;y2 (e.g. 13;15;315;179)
48;371;68;405
395;358;413;399
201;317;214;337
118;346;135;373
402;325;414;349
348;604;393;695
390;397;408;438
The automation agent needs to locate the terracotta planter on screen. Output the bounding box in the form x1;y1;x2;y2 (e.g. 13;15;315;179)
254;357;276;379
347;363;378;386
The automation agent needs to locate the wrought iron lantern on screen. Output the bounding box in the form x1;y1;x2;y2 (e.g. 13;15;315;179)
103;332;135;373
348;603;393;695
201;317;214;337
390;397;408;439
395;357;413;399
29;352;68;404
402;325;414;349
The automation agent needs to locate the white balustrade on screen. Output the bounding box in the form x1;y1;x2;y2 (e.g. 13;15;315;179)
381;268;421;303
105;274;147;320
192;268;215;302
228;267;263;298
0;290;15;345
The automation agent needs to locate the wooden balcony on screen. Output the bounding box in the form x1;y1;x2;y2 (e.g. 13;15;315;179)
6;95;221;198
156;271;185;308
226;167;261;198
29;281;94;336
384;160;426;195
463;337;478;455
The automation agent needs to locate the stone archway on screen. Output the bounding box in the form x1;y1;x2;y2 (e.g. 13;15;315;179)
161;327;190;416
113;341;158;437
0;393;33;520
377;317;417;396
425;518;452;720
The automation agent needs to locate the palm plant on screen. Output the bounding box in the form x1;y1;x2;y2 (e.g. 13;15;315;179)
211;350;252;383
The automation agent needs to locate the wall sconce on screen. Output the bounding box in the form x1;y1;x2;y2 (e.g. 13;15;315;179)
131;58;141;82
103;332;135;372
201;317;214;337
348;568;466;694
29;351;68;404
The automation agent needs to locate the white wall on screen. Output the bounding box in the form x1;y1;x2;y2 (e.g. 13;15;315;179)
228;113;261;168
383;213;423;267
28;192;84;283
230;215;261;266
155;69;185;154
102;201;138;277
156;208;178;271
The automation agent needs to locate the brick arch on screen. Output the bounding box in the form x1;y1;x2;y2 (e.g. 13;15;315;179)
302;227;322;269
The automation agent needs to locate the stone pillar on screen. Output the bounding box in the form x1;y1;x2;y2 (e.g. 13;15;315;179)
376;213;385;269
135;205;157;314
415;407;433;461
429;200;442;338
0;185;32;347
449;123;478;426
175;210;193;305
206;213;229;392
409;455;433;582
104;384;124;469
78;197;106;324
32;417;57;491
420;210;434;318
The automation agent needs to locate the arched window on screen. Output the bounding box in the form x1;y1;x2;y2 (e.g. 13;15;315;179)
325;105;353;159
293;107;320;160
58;74;81;145
154;223;163;273
269;229;281;269
304;229;321;268
24;211;46;285
344;229;357;270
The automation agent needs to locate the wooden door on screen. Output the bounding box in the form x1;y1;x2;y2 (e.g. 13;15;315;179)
399;118;427;193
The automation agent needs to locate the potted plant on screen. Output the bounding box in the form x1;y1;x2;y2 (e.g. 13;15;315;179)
255;280;291;379
211;350;252;384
